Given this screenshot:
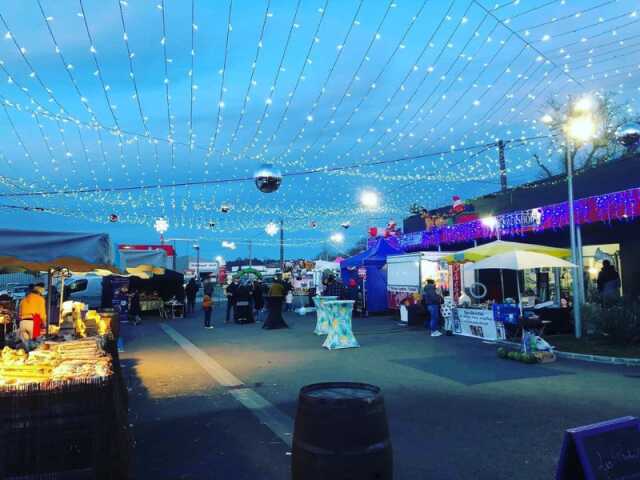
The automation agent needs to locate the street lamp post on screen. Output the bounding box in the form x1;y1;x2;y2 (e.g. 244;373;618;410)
193;243;201;280
565;142;582;338
543;95;598;338
280;218;284;273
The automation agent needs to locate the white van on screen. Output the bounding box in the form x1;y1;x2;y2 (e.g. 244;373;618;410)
64;275;103;308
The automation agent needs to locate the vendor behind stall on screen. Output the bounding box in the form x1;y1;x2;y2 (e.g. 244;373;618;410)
19;285;47;338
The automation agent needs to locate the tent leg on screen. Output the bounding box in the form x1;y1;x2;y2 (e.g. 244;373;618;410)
45;269;53;336
516;273;523;316
499;269;505;302
59;274;65;325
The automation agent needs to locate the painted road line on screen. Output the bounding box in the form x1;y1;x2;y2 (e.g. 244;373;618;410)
159;323;294;448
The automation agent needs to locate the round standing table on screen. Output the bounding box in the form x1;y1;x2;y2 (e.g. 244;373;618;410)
322;300;359;350
312;296;338;335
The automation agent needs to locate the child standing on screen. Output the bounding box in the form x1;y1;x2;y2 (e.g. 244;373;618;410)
203;294;214;329
285;290;294;312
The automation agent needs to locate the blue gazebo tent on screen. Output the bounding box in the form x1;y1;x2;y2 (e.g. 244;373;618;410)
340;238;402;313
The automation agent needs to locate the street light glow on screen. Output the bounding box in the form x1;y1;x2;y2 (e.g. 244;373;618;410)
360;189;380;210
566;115;597;143
265;222;279;236
330;232;344;244
481;216;498;229
221;241;236;250
573;95;595;113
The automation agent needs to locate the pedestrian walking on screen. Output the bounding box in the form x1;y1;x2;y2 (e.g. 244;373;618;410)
422;279;443;337
203;294;214;329
129;289;142;326
225;277;240;323
253;280;264;320
185;278;198;314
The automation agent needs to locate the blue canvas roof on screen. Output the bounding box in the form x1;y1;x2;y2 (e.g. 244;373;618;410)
341;238;403;268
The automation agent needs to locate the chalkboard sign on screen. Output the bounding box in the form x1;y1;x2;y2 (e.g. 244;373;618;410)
556;416;640;480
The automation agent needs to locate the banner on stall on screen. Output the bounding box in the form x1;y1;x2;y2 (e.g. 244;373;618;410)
453;308;503;341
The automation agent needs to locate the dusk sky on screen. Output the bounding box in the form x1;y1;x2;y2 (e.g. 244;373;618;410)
0;0;638;262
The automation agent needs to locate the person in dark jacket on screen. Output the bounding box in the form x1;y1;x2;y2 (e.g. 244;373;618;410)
323;275;344;299
129;290;142;326
597;260;620;306
421;279;442;337
185;278;198;315
225;277;240;323
253;280;264;320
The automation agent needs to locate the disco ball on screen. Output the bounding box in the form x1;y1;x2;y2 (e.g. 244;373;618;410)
254;163;282;193
615;122;640;148
220;203;231;213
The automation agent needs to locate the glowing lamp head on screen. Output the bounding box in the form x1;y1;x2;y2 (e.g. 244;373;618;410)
330;232;345;244
565;115;597;143
360;190;380;210
573;95;595;114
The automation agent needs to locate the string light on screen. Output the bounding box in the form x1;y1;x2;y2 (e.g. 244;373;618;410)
0;1;636;240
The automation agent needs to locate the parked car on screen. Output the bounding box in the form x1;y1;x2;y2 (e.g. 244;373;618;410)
64;275;103;308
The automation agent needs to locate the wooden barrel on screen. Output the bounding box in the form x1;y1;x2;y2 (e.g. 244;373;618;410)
292;382;393;480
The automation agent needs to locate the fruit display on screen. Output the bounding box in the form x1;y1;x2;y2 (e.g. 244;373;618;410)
498;347;542;364
0;338;112;386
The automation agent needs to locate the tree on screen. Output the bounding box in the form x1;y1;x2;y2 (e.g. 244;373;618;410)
536;92;633;177
345;237;368;257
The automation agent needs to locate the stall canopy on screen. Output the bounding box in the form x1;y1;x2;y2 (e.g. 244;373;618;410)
472;250;575;312
341;238;402;313
0;228;115;272
119;248;168;270
471;251;576;271
444;240;570;264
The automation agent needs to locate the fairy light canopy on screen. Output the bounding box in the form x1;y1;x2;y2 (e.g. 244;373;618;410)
0;0;637;258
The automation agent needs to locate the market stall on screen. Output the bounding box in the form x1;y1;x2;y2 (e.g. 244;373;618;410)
0;229;128;476
386;251;451;309
445;241;574;341
340;238;402;314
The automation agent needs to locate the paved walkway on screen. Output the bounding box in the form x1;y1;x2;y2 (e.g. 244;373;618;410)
121;307;640;479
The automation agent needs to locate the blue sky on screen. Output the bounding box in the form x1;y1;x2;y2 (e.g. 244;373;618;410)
0;0;638;262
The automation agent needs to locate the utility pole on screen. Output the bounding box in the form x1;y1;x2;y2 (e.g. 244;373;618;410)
279;218;284;272
172;240;177;270
498;139;507;192
248;240;253;267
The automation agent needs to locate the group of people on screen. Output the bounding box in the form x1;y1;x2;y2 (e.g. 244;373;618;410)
223;276;293;325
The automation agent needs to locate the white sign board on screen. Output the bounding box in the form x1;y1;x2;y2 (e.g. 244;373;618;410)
189;262;218;273
453;308;503;341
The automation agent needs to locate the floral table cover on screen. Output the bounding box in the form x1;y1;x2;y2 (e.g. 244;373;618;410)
312;296;338;335
322;300;359;350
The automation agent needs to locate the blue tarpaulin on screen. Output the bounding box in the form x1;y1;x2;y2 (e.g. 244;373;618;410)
0;228;114;271
341;238;402;313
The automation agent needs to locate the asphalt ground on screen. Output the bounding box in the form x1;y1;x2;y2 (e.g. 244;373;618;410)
121;306;640;480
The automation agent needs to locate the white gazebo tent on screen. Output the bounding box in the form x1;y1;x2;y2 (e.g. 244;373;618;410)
472;250;576;313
